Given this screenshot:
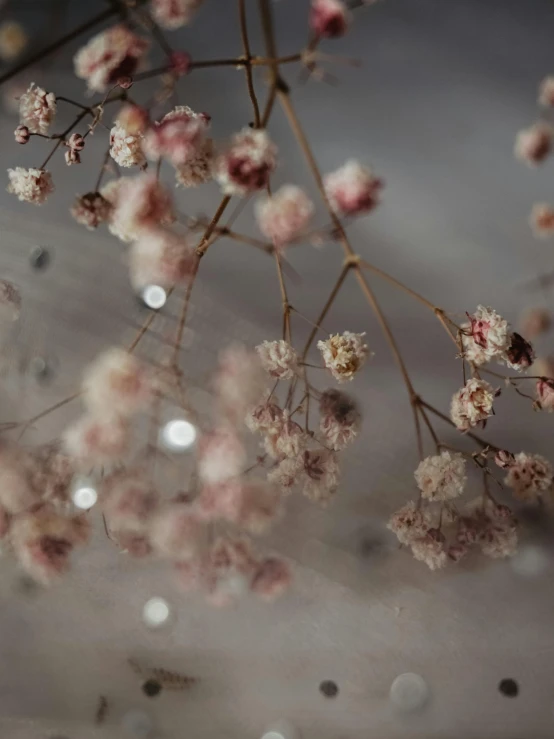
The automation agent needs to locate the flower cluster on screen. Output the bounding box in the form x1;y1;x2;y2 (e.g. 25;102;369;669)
7;167;53;205
461;305;533;370
450;378;497;431
151;0;205;29
216;128;277;196
324;160;383;216
318;331;369;382
255;185;314;248
19;82;56;135
74;25;149;92
143;106;210;167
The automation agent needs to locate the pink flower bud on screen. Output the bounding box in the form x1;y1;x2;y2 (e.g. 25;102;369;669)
515;122;552;166
14;124;30;144
505;332;535;371
65;148;80;165
494;450;515;469
536;377;554;412
310;0;350;38
169;50;191;76
67;132;85;151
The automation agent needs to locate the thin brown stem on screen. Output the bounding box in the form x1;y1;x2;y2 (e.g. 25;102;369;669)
301;262;350;359
196;196;232;256
172;259;200;366
274;251;291;341
238;0;261;128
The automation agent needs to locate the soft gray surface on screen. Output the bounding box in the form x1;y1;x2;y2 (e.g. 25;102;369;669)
0;1;554;737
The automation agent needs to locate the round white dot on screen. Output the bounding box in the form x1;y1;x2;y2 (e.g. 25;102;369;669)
161;419;197;451
142;285;167;310
122;709;154;738
261;720;301;739
143;597;171;627
511;545;549;577
390;672;429;713
72;485;97;510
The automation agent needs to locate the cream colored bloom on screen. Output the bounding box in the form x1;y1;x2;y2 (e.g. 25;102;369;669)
318;331;369;382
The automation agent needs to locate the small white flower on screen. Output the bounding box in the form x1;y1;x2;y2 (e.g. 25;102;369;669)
461;305;510;365
256;340;298;380
387;501;428;545
109;122;145;168
19;82;56;134
318;331;369;382
450;378;496;431
7;167;53;205
504;452;553;502
414;451;466;501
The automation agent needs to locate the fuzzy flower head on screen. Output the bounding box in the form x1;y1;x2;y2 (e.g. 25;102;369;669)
150;502;206;560
0;21;27;60
74;24;149;92
530;203;554;238
267;457;303;492
539;76;554;107
70;192;112;230
504;452;554;502
10;508;90;585
63;414;130;466
450;378;496;431
108;174;175;242
19;83;56;135
143;106;210;167
324;160;383;216
109;122;145;168
251;557;291;601
129;227;196;291
505;332;535;371
256;340;298;380
151;0;205;29
410;531;448;571
318;388;361;451
102;470;158;556
461;305;510;365
214;344;268;421
0;444;38;514
255;185;314;248
216;128;277;196
301;449;340;504
197;427;246;485
414;451;466;502
175;138;214;187
264;413;306;460
204;536;259;606
245;400;284;434
318;331;369;382
388;501;428;546
200;480;282;535
82;348;153;417
310;0;350;38
515;122;552;166
7;167;53;205
536;378;554;412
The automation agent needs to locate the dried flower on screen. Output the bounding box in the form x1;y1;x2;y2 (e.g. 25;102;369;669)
197;427;246;484
70;192;112;230
414;451;466;501
67;132;85;151
0;21;27;60
264;413;306;459
204;536;259;606
108;174;175;242
151;0;205;29
536;378;554;411
102;470;158;556
175;138;214;187
14;125;30;144
65;148;81;166
538;75;554;107
318;331;369;382
169;50;192;76
150;503;206;560
255;185;314;247
530;203;554;238
7;167;53;205
63;414;131;465
388;501;428;545
256;340;298;380
301;448;340;504
109;122;145;168
324;160;383;216
0;445;38;514
214;344;268;421
82;348;153;417
504;451;553;502
129;227;196;290
494;449;515;469
450;378;496;431
251;557;291;601
267;457;303;491
505;332;535;371
519;307;550;339
116;104;149;135
74;24;149;92
246;400;284;434
515;122;552;165
143;105;209;167
19;82;56;135
28;445;74;506
319;389;361;451
200;480;282;535
310;0;349;38
461;305;510;365
410;533;448;570
216;128;277;196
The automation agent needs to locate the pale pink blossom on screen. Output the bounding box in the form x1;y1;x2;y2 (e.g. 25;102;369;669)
216;128;277;196
251;557;291;601
204;536;259;606
0;445;38;513
63;414;131;465
414;451;466;501
74;24;149;92
536;378;554;411
301;448;340;504
28;445;74;506
14;124;30;144
18;82;55;135
264;413;306;459
461;305;510;365
515;122;552;165
530;203;554;238
129;227;196;290
0;21;27;60
246;400;284;433
197;427;246;484
169;51;192;76
150;502;206;559
108;174;175;242
102;470;159;556
7;167;53;205
324;160;383;216
410;531;448;571
519;307;550;339
538;75;554;107
116;104;149;135
267;457;303;491
318;388;361;451
256;340;298;380
450;378;496;431
175;138;214;187
255;185;314;247
143;106;210;167
505;332;535;371
214;344;268;421
480;518;518;559
199;480;282;535
504;451;553;502
318;331;369;382
70;192;112;230
109;122;145;168
82;348;153;417
388;501;428;546
10;507;90;585
310;0;350;38
0;279;21;321
151;0;204;29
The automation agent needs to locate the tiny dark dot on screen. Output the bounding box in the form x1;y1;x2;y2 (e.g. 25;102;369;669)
319;680;339;698
499;678;519;697
29;246;51;271
142;678;162;697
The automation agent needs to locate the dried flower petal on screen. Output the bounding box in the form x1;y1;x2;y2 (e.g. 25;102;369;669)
450;378;496;431
318;331;369;382
7;167;53;205
324;159;383;216
414;451;466;501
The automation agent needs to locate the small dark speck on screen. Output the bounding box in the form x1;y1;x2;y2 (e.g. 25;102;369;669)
14;574;39;595
142;678;162;697
499;678;519;697
319;680;339;698
30;246;51;271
